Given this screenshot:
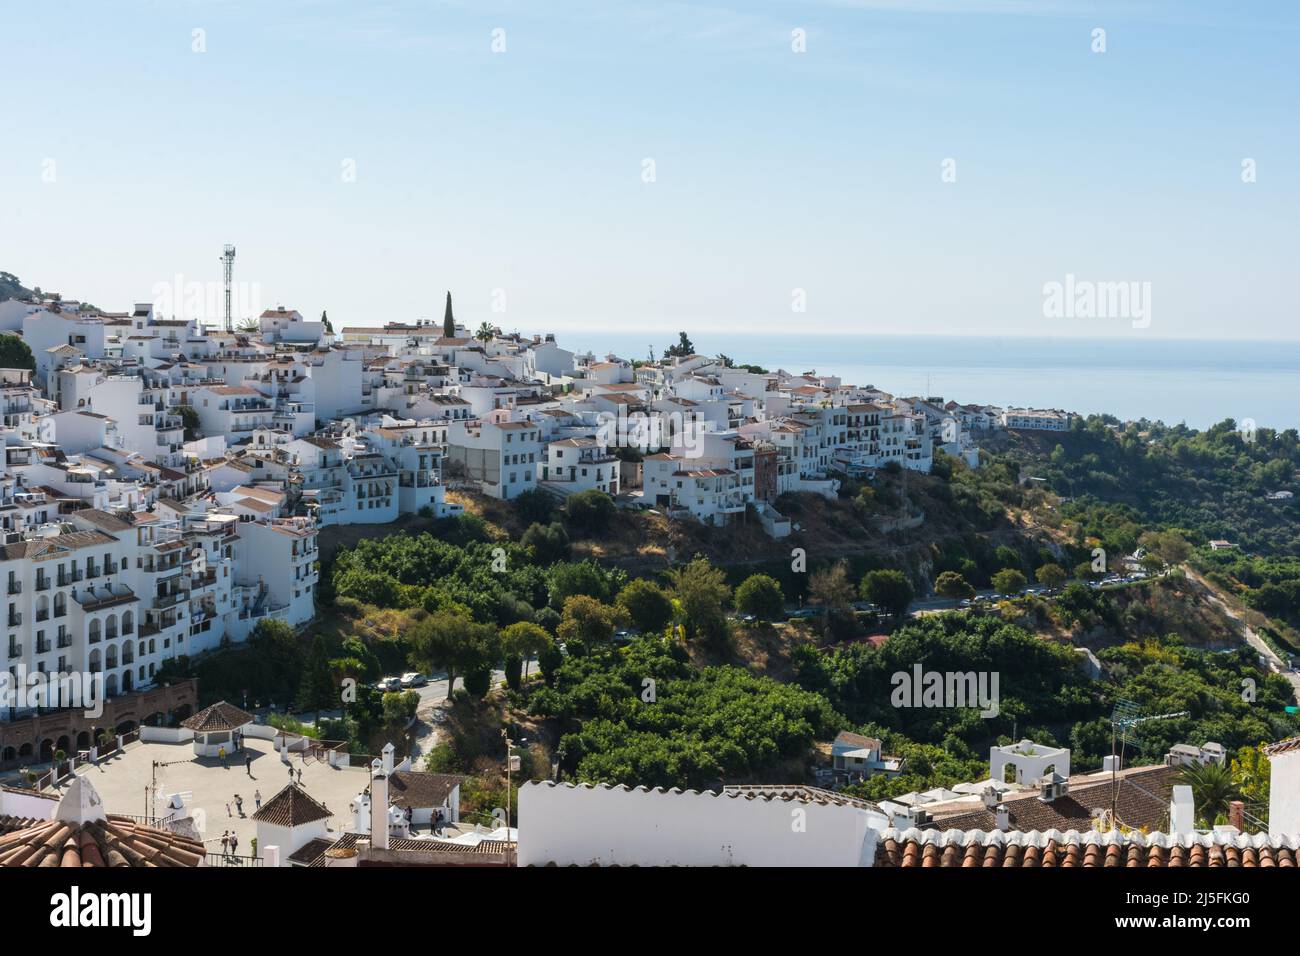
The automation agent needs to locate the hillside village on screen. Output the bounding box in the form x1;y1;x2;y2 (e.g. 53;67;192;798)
0;284;1296;873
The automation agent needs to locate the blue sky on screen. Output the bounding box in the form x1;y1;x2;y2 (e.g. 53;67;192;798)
2;0;1297;341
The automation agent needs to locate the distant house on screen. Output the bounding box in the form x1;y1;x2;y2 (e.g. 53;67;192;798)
831;731;902;781
1209;540;1237;551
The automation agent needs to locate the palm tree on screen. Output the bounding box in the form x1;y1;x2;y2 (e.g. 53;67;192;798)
1180;761;1237;827
475;321;495;346
235;318;259;333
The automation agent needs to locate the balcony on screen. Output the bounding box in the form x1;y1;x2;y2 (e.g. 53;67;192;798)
7;643;21;659
154;591;188;610
6;580;20;595
35;577;50;592
34;609;48;623
7;612;20;627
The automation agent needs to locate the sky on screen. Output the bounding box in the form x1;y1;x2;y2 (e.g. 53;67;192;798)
1;0;1297;342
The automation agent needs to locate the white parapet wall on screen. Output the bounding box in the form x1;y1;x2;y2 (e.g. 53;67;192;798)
517;782;881;867
140;726;194;744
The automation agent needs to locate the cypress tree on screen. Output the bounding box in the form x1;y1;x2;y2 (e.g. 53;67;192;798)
443;291;455;338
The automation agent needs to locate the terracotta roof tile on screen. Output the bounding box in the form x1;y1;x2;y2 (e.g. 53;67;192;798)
875;827;1299;868
250;784;332;828
0;815;204;868
180;700;254;733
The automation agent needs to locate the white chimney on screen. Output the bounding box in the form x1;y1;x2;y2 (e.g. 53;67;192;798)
1170;785;1195;835
382;741;395;775
994;804;1011;832
351;792;369;833
981;786;1000;810
369;759;389;850
1102;755;1119;772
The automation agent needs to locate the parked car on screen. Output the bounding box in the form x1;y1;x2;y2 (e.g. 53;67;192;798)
377;676;402;692
400;672;428;688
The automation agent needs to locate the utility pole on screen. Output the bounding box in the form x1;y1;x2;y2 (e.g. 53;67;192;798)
503;730;523;865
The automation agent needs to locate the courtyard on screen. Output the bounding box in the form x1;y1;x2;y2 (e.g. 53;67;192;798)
60;735;372;860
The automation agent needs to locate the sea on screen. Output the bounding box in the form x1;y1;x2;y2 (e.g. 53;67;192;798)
579;332;1300;432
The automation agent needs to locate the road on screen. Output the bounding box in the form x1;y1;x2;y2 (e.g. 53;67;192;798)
1185;570;1300;704
408;667;509;762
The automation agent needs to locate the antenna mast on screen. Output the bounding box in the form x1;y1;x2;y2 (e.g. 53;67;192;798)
220;244;236;332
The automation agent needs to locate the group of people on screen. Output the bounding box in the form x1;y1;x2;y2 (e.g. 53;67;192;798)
225;791;261;818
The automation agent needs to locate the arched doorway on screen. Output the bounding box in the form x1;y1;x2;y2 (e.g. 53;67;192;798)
115;719;136;735
39;739;53;762
75;731;90;750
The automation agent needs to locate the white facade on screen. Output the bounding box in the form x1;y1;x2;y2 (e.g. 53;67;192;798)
517;782;883;868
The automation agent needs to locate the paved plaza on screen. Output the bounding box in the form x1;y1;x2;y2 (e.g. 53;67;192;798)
62;736;369;859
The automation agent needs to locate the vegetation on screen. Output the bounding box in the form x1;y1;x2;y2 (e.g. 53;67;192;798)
531;637;839;789
0;335;35;372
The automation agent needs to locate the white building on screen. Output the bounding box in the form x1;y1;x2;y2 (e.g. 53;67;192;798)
446;418;543;501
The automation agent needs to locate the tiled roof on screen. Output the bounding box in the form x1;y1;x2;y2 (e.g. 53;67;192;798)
308;831;515;867
180;700;254;733
875;827;1299;868
928;765;1181;834
251;784;332;828
0;815;205;867
286;836;335;866
387;771;465;810
1263;735;1300;756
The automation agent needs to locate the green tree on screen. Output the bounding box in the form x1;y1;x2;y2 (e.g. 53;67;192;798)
0;335;35;371
616;579;675;633
991;568;1028;594
547;560;621;609
994;545;1022;571
475;321;495;345
860;569;914;620
1035;563;1067;590
443;291;455;338
564;489;616;535
670;557;731;640
295;634;336;723
381;689;419;728
734;573;785;621
409;610;496;700
663;331;696;358
522;521;569;564
934;571;975;607
501;621;553;686
176;405;201;442
556;595;626;652
808;562;856;632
